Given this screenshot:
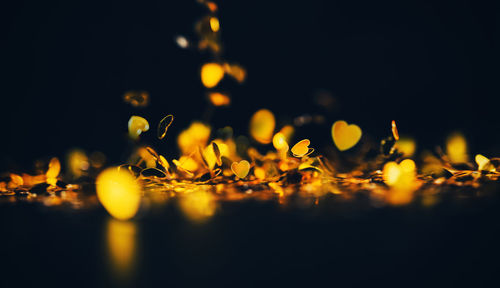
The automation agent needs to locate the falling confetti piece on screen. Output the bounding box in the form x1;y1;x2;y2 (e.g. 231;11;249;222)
96;168;141;220
291;139;314;158
201;63;225;88
212;142;222;166
250;109;275;144
209;17;220;32
231;160;250;179
46;157;61;186
128;116;149;140
272;132;289;151
223;63;246;83
391;120;399;141
123;91;149;107
178;122;211;155
157;114;174;140
208;92;231;106
331;120;362;151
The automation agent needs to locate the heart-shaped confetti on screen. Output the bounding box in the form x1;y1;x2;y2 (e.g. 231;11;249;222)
128;116;149;140
291;139;314;158
331;120;362;151
231;160;250;179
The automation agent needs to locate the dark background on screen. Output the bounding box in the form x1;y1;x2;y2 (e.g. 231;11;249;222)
2;0;499;169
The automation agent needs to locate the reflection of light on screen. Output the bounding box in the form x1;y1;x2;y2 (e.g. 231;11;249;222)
201;63;224;88
179;190;217;222
209;17;220;32
107;219;137;278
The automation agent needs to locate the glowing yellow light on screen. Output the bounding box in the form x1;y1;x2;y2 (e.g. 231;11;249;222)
475;154;496;172
395;137;416;157
254;167;266;180
231;160;250;179
291;139;314;158
208;92;231;106
272;132;289;151
10;173;23;187
179;190;217;222
123;91;149;107
249;109;275;144
279;125;294;142
383;159;418;205
177;122;211;155
331;120;362;151
67;149;89;178
96;168;141;220
157;114;174;140
173;156;199;173
107;219;137;278
446;132;468;163
201;63;225;88
209;17;220;32
175;35;189;49
46;157;61;186
391;120;399;141
128;116;149;140
223;63;246;83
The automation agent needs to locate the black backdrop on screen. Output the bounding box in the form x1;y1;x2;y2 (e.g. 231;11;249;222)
2;0;499;171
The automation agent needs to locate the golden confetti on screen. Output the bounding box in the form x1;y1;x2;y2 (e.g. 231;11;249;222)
179;190;217;222
291;139;314;158
475;154;496;172
96;168;141;220
128;116;149;140
208;92;231;106
209;17;220;32
331;120;362;151
157;114;174;140
201;63;225;88
231;160;250;179
46;157;61;186
250;109;275;144
391;120;399;141
446;132;468;163
395;137;417;157
175;35;189;49
123;91;149;107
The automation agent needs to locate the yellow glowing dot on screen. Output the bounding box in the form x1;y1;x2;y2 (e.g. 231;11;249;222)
331;120;362;151
223;63;246;83
175;35;189;49
128;116;149;140
279;125;295;142
123;91;149;107
254;167;266;180
208;92;231;106
10;173;23;187
291;139;313;158
395;137;416;157
179;190;217;222
209;17;220;32
250;109;275;144
391;120;399;141
157;114;174;140
177;122;211;155
174;156;199;173
475;154;496;172
231;160;250;179
46;157;61;186
382;159;418;205
204;1;218;12
96;168;141;220
273;132;289;151
201;63;225;88
446;132;468;163
67;149;89;178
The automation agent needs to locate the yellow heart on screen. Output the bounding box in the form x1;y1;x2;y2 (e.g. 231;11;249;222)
331;120;362;151
231;160;250;179
291;139;313;157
